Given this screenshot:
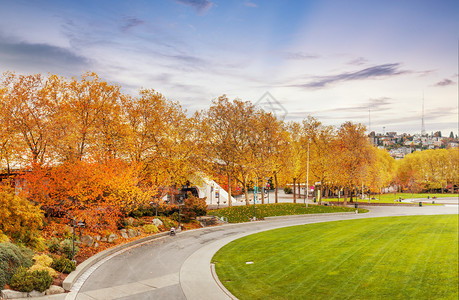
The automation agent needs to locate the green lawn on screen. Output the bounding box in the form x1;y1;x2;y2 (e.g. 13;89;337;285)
212;215;459;299
324;193;458;204
209;203;368;223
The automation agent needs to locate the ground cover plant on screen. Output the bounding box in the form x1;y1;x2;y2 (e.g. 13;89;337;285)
209;203;368;223
212;214;458;299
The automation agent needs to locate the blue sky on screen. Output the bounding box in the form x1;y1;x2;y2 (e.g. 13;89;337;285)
0;0;458;135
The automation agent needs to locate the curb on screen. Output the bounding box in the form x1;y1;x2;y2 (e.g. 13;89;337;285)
62;231;171;291
264;211;359;220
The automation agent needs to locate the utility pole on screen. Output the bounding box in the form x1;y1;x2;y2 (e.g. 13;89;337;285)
306;139;310;207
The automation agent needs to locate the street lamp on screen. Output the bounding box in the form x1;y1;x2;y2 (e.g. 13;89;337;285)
253;177;258;220
305;139;310;207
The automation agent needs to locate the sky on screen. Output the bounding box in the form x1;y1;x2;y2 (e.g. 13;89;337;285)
0;0;458;135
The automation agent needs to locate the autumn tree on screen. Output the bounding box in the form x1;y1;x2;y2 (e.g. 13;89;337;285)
198;96;261;206
367;147;395;197
123;89;204;202
303;116;335;204
334;122;374;205
55;72;122;162
0;72;61;166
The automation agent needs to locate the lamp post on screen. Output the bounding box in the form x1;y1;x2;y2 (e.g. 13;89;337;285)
72;217;76;263
253;187;256;220
306;139;310;207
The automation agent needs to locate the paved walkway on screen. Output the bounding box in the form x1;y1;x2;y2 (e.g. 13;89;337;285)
51;205;458;300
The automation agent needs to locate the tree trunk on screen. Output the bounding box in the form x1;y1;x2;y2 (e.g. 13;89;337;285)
243;176;250;205
344;187;348;206
318;186;322;205
297;181;301;201
274;172;278;203
261;180;265;204
227;173;232;207
293;178;296;203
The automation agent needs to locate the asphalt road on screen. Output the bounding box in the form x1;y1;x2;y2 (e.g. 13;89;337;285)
69;205;457;300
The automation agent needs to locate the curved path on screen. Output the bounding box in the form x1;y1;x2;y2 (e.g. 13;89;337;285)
66;205;457;300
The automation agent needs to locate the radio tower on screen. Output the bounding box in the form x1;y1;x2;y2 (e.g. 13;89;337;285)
421;94;426;136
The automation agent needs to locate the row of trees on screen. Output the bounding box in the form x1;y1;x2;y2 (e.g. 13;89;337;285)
197;96;395;205
1;72;457;231
395;148;458;193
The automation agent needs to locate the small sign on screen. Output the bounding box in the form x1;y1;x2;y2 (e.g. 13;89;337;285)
215;191;219;198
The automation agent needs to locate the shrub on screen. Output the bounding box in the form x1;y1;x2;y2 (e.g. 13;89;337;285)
0;231;9;243
283;187;292;194
51;257;76;274
9;267;34;292
10;267;53;293
0;188;43;245
183;194;207;220
28;264;58;278
60;239;78;260
29;236;47;252
170;212;179;222
33;254;53;267
31;269;53;292
133;219;146;227
0;243;33;289
46;237;61;254
157;217;175;229
142;224;159;234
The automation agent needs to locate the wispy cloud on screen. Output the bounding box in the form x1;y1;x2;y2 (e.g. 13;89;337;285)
321;97;393;113
347;57;368;66
121;17;145;32
293;63;409;89
281;97;394;121
434;78;454;87
0;37;89;75
283;51;319;60
244;1;258;8
176;0;214;15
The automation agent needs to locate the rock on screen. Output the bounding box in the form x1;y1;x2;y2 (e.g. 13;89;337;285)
94;235;101;241
107;233;118;243
121;232;128;239
101;236;108;242
81;235;94;247
152;218;163;227
29;290;45;297
1;289;28;299
126;217;135;226
94;242;99;248
45;285;65;295
120;229;127;233
127;229;138;238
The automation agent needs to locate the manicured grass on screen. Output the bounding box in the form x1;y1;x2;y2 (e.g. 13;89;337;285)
324;193;458;204
209;203;368;223
212;215;459;299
